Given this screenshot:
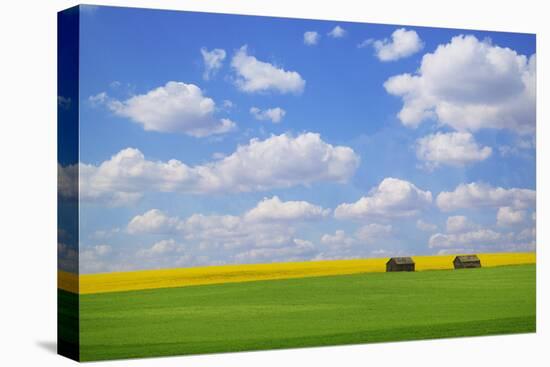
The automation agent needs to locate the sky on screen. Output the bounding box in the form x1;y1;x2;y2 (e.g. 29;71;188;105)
58;5;536;274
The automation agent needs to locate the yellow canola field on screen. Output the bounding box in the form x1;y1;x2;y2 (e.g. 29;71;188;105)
58;252;535;295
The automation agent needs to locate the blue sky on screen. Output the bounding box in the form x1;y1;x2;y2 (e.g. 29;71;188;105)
58;5;536;273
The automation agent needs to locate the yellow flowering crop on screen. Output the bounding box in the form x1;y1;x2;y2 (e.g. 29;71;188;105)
58;252;535;295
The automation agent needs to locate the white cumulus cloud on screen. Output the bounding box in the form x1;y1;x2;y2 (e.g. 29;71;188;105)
355;224;393;243
371;28;423;61
80;244;113;273
497;206;526;227
320;224;392;249
201;47;226;80
321;230;356;247
250;106;286;123
127;209;183;234
137;239;181;257
436;182;535;212
430;223;534;254
334;178;432;219
234;238;316;263
328;25;346;38
88;92;107;106
384;35;536;134
104;81;236;137
429;229;502;248
127;197;327;253
182;213;294;250
446;215;477;233
231;45;305;94
416;132;492;169
244;196;330;222
304;31;320;45
79;133;359;205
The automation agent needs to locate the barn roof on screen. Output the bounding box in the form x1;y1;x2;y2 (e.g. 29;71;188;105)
455;255;480;263
388;257;414;265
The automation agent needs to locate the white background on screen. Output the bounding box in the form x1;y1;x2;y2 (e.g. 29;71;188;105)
0;0;547;365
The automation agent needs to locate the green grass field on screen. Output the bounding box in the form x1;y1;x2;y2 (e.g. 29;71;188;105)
61;264;536;361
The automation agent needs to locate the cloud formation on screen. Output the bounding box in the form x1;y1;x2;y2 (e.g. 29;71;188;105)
137;239;181;258
243;196;330;222
231;46;305;94
429;229;502;248
79;133;359;204
384;35;536;134
416;132;492;168
429;222;535;254
303;31;320;45
497;206;526;227
201;47;226;80
58;96;72;110
334;178;432;219
80;244;113;273
58;163;78;200
101;81;236;137
234;239;316;263
250;106;286;123
321;230;356;247
328;26;346;38
128;209;182;234
127;197;328;256
446;215;477;233
182;213;294;250
320;224;392;249
355;224;393;243
436;182;535;212
371;28;423;61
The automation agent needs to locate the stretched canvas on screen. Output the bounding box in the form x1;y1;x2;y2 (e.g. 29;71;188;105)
58;4;536;362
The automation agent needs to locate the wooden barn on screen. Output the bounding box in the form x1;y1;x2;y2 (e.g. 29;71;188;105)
386;257;415;272
453;255;481;269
